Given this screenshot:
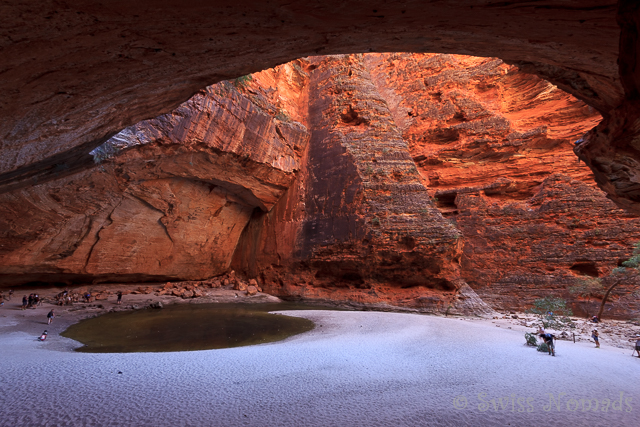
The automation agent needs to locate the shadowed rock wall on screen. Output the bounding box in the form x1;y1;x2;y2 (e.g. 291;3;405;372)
2;52;640;317
0;62;310;285
5;1;640;216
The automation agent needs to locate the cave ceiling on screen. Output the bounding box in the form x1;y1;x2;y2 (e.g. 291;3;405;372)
1;0;639;211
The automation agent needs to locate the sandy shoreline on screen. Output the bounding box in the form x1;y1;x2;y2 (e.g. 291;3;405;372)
1;286;639;426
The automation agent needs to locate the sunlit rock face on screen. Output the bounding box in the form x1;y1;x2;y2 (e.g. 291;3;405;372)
361;53;640;317
233;55;483;314
233;53;640;316
2;52;640;316
0;62;310;284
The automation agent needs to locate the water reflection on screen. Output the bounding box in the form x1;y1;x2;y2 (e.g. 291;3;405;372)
62;303;319;353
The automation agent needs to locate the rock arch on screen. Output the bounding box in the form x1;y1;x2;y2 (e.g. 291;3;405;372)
1;0;639;211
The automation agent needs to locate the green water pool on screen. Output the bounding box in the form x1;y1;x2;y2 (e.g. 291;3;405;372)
61;302;320;353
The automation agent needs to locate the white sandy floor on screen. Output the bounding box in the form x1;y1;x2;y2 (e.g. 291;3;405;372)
1;310;639;427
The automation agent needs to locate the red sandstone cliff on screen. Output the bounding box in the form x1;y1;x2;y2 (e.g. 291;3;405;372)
364;53;640;317
2;53;639;317
233;54;640;317
232;55;488;314
0;61;310;284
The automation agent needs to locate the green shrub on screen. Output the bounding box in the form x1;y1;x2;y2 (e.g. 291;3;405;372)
525;332;538;347
233;74;252;88
537;342;549;352
526;296;574;330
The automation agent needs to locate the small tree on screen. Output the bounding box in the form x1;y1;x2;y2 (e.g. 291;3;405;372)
594;243;640;320
527;296;574;330
568;277;604;314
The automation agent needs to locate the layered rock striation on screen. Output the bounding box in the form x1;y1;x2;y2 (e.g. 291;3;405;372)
2;53;640;316
363;53;640;317
232;55;486;314
0;62;310;284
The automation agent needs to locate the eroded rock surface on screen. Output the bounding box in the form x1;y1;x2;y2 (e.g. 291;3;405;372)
365;53;640;317
0;62;310;284
233;54;640;316
3;53;640;317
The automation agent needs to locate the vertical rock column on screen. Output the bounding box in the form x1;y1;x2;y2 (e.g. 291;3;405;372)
236;55;494;313
302;54;463;288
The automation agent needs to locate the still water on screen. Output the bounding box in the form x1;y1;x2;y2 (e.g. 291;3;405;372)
62;303;319;353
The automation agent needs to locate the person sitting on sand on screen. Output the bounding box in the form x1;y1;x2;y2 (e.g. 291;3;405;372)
47;309;55;325
56;290;67;305
38;330;48;341
591;315;600;323
539;332;555;356
0;293;4;307
591;328;600;348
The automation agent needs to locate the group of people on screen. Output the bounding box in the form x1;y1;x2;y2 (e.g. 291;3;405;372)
537;318;640;358
55;290;83;306
0;287;127;343
21;293;42;310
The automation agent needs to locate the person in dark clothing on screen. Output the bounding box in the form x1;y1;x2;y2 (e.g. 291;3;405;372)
539;333;555;356
116;291;123;305
47;309;55;325
630;337;640;357
21;295;28;310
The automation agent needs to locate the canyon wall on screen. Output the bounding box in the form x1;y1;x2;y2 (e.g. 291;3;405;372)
2;53;640;317
232;55;488;314
364;53;640;317
0;62;310;285
233;53;640;317
7;1;640;219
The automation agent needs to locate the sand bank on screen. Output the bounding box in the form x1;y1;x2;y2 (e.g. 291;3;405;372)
1;303;639;426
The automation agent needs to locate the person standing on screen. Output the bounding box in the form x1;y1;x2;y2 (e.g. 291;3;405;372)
21;295;27;310
591;328;600;348
116;291;123;305
47;309;55;325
